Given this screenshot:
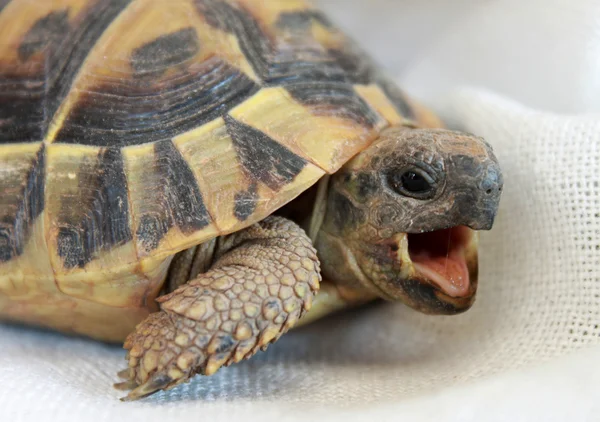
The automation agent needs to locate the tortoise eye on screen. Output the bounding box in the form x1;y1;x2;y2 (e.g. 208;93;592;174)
401;171;430;193
387;168;436;199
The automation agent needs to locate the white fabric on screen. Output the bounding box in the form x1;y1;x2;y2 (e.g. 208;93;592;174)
2;1;600;420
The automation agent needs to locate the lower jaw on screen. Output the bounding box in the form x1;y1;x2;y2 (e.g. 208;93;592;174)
374;227;480;314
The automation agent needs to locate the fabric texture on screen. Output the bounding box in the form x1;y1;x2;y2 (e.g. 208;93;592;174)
2;0;600;420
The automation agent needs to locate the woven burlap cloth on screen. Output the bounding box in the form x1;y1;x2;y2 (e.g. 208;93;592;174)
2;0;599;420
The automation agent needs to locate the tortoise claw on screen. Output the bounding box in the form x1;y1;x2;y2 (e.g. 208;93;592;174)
113;378;138;391
117;368;131;380
119;374;174;402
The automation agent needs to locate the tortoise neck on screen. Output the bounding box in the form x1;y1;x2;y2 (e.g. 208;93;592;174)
312;174;384;296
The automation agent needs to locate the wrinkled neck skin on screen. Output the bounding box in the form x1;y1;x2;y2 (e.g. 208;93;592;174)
314;176;405;300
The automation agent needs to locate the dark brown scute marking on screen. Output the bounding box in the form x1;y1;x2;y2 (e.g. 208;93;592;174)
153;140;211;233
42;0;133;117
195;2;384;125
131;27;200;79
195;0;346;86
194;0;235;33
54;57;259;147
326;42;372;85
135;140;211;253
233;183;258;221
328;41;415;119
0;145;46;262
224;115;307;191
0;72;47;143
18;9;70;61
286;81;380;128
195;0;270;80
56;147;132;269
194;0;392;124
0;230;10;262
263;50;347;86
25;146;46;222
275;10;334;32
56;227;86;269
136;213;166;253
375;76;415;119
0;0;133;144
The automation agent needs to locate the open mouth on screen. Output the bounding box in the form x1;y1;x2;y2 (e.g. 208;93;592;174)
405;226;478;299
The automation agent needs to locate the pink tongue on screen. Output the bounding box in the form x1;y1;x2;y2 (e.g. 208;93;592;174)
411;249;470;297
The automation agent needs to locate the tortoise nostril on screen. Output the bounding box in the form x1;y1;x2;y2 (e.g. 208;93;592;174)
480;164;503;195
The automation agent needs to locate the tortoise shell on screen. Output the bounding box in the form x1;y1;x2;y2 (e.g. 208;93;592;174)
0;0;440;340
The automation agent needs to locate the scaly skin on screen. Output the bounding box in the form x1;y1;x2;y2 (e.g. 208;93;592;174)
116;126;503;400
117;216;320;400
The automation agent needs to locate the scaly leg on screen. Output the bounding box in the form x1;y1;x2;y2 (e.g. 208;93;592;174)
293;282;377;328
116;216;321;401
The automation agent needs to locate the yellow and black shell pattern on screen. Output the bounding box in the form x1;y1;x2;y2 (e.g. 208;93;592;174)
0;0;438;339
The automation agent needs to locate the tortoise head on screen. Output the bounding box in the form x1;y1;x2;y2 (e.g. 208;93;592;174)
315;126;503;314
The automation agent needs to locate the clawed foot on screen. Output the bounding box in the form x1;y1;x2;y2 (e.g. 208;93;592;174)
115;299;313;401
114;368;175;402
114;217;320;401
114;313;196;401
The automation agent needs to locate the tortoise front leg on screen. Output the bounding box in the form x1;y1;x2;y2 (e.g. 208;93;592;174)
116;216;320;401
293;282;377;328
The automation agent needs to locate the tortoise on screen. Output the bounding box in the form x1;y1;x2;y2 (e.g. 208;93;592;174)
0;0;503;401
